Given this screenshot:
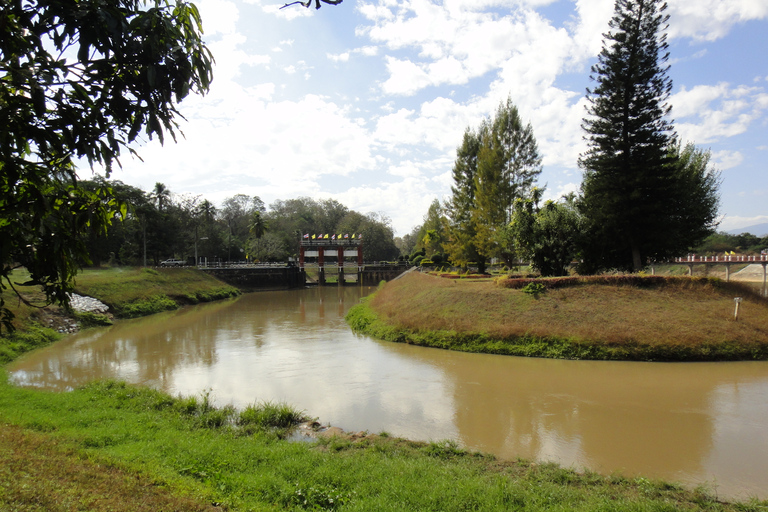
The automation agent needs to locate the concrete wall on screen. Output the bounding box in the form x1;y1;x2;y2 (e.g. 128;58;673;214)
202;266;305;290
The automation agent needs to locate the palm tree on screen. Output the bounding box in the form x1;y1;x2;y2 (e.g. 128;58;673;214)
250;211;266;239
151;182;171;212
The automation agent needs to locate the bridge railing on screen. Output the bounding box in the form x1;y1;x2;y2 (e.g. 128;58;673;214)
197;261;295;269
674;254;768;263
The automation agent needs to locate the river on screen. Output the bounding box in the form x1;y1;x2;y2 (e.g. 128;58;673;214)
7;286;768;500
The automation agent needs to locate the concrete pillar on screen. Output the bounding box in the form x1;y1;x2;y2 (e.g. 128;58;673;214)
338;246;344;285
318;247;325;286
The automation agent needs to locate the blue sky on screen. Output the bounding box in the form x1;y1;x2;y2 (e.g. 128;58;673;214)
105;0;768;237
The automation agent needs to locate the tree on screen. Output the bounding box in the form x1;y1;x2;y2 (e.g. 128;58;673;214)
248;233;287;262
413;199;447;259
1;0;213;331
504;190;582;277
151;183;172;212
445;97;542;272
337;211;399;262
220;194;266;261
578;0;719;272
444;128;483;271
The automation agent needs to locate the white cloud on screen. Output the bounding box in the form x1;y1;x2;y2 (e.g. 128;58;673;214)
667;0;768;41
543;182;580;202
335;177;447;235
363;1;592;97
718;215;768;233
381;57;432;96
671;84;768;144
355;46;380;57
712;150;744;170
196;0;241;35
327;52;350;62
373;97;478;153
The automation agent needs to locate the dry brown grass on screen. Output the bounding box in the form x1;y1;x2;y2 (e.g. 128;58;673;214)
370;272;768;349
0;423;219;512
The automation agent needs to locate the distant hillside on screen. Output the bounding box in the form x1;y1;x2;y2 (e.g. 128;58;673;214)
727;223;768;237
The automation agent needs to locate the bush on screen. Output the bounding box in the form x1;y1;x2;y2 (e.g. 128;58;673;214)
521;282;546;296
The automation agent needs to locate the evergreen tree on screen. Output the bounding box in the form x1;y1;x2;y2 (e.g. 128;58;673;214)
445;98;542;272
444;127;484;271
578;0;719;272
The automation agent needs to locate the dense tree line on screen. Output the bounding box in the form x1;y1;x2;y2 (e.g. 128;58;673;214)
79;179;399;266
408;0;721;277
694;232;768;256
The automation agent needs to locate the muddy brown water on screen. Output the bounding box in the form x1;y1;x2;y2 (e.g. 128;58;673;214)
8;286;768;500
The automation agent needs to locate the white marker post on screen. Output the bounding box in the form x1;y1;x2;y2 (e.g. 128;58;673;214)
733;297;743;321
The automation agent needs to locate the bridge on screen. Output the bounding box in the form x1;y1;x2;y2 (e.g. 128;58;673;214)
667;254;768;282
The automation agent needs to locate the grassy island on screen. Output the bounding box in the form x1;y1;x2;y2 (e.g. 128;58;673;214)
346;272;768;361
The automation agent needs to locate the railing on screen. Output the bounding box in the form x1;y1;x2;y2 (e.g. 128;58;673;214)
673;255;768;263
197;261;296;269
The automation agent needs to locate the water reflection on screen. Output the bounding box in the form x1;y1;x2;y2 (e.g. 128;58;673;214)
8;286;768;500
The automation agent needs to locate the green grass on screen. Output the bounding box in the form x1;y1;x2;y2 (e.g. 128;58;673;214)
346;272;768;361
1;373;765;511
0;325;60;365
0;266;240;365
73;267;240;318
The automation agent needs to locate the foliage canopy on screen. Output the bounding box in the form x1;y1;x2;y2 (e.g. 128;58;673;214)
578;0;719;272
1;0;214;332
445;97;542;272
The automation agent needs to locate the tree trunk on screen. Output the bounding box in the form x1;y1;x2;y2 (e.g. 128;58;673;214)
631;241;642;272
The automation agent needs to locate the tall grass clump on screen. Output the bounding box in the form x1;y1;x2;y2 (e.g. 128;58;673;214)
237;400;309;435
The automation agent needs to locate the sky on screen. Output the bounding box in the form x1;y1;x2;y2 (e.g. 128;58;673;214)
100;0;768;237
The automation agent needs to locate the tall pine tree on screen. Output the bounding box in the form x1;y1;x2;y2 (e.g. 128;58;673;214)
578;0;718;272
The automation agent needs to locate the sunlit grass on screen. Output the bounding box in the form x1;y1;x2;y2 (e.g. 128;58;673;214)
348;272;768;360
73;267;239;318
2;374;765;511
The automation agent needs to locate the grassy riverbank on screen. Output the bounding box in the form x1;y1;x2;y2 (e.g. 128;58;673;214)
346;272;768;361
0;266;239;363
3;373;767;511
73;267;240;318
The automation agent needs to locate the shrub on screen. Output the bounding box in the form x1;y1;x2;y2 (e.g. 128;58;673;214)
521;282;546;296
